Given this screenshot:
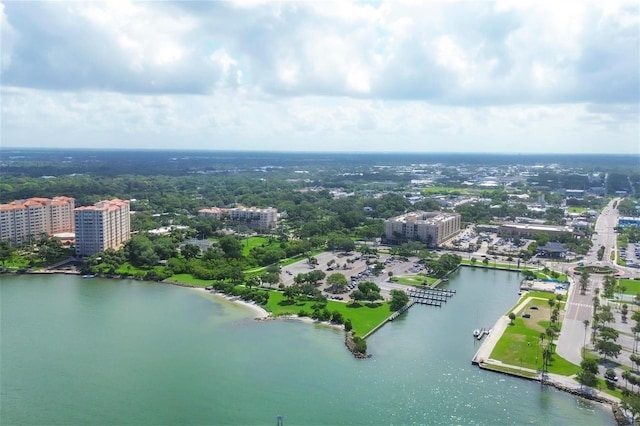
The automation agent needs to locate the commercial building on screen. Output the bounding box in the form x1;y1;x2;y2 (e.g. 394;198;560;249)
619;217;640;228
198;206;278;231
383;211;461;246
498;222;574;239
74;199;131;257
0;196;75;246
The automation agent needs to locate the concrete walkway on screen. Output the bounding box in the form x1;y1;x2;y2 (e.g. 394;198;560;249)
472;295;534;364
472;291;621;406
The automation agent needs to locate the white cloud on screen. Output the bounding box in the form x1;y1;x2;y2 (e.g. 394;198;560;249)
0;0;638;154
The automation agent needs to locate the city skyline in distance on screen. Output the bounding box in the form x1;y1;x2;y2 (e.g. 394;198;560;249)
1;1;638;154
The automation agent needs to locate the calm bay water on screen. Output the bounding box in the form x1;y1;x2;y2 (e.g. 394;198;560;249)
1;268;614;425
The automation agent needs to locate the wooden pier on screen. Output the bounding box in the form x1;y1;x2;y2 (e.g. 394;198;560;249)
406;286;456;307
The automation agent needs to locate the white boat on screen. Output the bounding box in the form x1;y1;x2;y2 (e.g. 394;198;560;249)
473;329;481;337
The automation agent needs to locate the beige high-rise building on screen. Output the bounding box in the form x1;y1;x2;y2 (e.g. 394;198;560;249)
384;211;461;246
227;206;278;230
74;199;131;257
0;196;75;246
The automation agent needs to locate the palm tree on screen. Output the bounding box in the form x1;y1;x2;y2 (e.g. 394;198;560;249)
622;370;630;389
583;319;590;357
548;299;556;322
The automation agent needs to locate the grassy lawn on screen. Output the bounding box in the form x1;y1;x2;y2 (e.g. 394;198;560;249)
492;293;577;376
266;291;391;336
618;278;640;294
534;271;568;282
491;315;579;376
167;274;213;287
241;236;271;257
568;207;587;214
390;274;438;286
115;262;149;276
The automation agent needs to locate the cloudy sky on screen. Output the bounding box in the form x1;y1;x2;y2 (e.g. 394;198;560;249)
1;0;638;154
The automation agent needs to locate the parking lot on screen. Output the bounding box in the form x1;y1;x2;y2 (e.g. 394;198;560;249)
620;243;640;268
279;251;422;301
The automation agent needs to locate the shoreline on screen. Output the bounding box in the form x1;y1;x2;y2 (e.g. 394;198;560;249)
9;269;625;420
188;286;270;319
472;294;624;423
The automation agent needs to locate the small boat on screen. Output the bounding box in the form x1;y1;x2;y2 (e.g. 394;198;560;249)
473;329;481;337
82;274;95;279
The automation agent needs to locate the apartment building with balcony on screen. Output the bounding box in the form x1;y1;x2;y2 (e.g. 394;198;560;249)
0;196;75;246
383;211;461;246
198;206;278;231
74;199;131;257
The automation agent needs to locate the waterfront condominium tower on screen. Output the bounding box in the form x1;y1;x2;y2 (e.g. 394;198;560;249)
74;199;131;257
0;196;75;246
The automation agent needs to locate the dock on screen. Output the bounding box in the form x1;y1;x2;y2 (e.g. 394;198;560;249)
406;286;456;307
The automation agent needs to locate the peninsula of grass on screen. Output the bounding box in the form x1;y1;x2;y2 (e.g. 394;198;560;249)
491;316;578;376
390;274;438;286
265;291;391;336
491;295;578;376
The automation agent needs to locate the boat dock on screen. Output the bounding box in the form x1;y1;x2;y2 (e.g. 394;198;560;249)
406;287;456;307
363;286;456;339
475;328;489;340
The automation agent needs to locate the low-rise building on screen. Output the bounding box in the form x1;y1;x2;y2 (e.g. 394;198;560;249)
383;211;461;246
498;222;574;238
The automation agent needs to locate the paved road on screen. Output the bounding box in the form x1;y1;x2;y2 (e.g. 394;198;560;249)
557;198;639;374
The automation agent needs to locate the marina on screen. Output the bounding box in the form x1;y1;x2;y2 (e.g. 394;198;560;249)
406;286;456;307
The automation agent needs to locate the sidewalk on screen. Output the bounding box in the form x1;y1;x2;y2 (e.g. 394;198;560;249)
472;296;533;364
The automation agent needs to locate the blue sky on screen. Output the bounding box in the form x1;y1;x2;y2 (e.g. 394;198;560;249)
1;0;638;154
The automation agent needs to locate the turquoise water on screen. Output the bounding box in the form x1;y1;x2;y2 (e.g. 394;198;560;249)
1;268;614;425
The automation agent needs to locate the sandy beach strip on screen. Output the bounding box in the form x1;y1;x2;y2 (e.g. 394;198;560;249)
190;287;270;319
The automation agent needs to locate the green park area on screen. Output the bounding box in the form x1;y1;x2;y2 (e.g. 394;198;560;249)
490;293;579;377
568;206;587;214
390;274;438;286
241;236;272;257
618;278;640;295
265;291;391;336
534;271;568;282
166;273;213;287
